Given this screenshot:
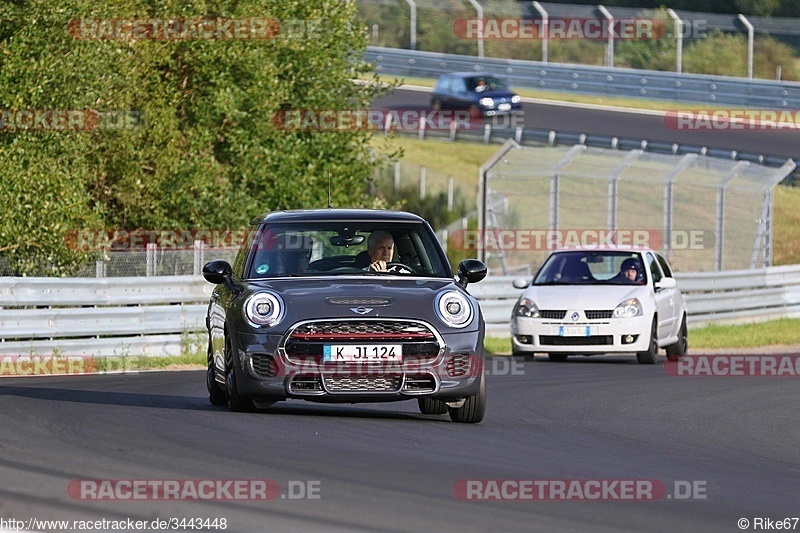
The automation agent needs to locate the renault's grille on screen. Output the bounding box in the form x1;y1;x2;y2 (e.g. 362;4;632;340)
540;310;567;320
585;310;614;320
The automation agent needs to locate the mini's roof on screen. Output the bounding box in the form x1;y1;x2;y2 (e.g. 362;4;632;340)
249;208;427;225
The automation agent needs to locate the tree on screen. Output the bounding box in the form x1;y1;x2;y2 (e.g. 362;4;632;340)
0;0;393;275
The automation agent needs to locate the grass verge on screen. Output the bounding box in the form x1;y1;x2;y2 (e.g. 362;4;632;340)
485;317;800;355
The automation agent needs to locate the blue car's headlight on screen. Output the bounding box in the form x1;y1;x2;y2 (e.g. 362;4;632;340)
613;298;642;318
479;97;494;107
244;291;284;327
436;291;473;328
511;95;521;103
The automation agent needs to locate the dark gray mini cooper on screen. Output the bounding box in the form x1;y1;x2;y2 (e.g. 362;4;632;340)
202;209;488;423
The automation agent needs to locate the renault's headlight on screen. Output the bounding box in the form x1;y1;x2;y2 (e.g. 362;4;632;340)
514;298;540;318
511;95;521;103
479;97;494;107
613;298;642;319
244;291;284;328
436;291;473;328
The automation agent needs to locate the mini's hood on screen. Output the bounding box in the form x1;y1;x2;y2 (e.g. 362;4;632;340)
239;276;480;332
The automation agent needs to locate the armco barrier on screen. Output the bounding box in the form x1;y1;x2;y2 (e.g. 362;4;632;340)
1;266;799;355
366;46;800;109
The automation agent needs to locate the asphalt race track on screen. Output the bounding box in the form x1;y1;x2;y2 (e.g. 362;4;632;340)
374;88;800;162
1;357;798;533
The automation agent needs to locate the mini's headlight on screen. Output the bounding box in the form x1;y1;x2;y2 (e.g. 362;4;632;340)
436;291;473;328
244;291;284;328
613;298;642;319
479;97;494;107
514;297;540;318
511;94;521;103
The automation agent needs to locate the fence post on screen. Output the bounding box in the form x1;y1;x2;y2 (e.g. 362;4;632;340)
667;9;683;74
146;242;156;276
532;2;548;63
394;160;401;192
193;240;204;276
404;0;417;51
419;166;426;199
447;175;454;211
95;259;106;278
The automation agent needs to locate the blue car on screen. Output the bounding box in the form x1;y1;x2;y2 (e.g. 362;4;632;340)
431;72;522;117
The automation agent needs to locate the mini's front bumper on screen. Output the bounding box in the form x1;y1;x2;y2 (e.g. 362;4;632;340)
231;329;484;403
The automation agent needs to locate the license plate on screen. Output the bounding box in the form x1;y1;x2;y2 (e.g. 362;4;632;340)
323;344;402;362
498;103;511;111
558;326;592;337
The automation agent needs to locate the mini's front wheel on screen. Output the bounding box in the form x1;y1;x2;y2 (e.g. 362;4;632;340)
448;372;486;424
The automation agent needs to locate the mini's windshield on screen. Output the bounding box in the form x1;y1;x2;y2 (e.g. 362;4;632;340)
533;251;647;286
245;221;450;279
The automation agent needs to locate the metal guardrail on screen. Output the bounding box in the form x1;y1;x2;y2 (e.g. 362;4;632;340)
366;46;800;108
2;268;799;354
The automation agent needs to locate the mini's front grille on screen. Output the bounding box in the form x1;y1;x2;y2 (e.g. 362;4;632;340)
539;335;614;346
585;310;614;320
325;297;392;306
322;375;402;392
250;354;278;377
446;354;470;377
289;320;436;342
540;310;567;320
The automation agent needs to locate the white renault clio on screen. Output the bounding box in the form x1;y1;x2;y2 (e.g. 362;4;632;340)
510;248;687;364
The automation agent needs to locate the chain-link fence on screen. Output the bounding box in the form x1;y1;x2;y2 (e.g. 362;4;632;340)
0;244;238;278
476;143;795;274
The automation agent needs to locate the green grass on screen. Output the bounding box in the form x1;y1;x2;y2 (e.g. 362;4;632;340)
90;353;205;372
485;318;800;354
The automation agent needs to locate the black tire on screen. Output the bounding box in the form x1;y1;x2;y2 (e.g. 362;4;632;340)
223;335;255;412
636;318;659;364
207;348;226;406
448;371;486;424
548;353;568;362
666;315;688;361
418;397;448;415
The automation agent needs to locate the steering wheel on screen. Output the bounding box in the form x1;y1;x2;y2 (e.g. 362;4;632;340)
381;262;415;274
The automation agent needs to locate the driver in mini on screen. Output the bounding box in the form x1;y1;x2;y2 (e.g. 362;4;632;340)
367;230;395;272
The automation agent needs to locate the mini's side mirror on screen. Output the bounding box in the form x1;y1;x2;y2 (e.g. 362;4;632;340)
512;277;529;289
202;260;233;285
457;259;487;287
